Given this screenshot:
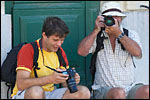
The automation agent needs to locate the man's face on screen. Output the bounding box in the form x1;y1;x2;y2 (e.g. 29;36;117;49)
112;16;122;24
43;33;65;52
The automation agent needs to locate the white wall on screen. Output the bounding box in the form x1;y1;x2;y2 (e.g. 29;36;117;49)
1;1;12;99
1;14;12;65
1;1;5;15
122;11;149;84
1;14;12;99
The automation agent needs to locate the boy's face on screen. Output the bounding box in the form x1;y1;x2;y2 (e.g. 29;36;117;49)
43;32;65;52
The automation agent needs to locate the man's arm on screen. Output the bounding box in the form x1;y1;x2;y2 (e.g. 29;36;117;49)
78;16;104;56
77;30;99;56
105;18;142;58
118;35;142;57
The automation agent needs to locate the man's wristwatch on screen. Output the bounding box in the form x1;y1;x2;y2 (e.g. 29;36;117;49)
117;32;125;40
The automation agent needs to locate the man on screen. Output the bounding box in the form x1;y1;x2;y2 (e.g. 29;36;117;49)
78;2;149;99
12;17;90;99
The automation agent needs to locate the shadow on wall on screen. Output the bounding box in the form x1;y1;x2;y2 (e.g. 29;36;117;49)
122;10;149;84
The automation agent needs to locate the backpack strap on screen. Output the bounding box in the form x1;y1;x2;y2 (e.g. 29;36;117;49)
90;30;108;84
57;48;66;67
123;28;128;36
30;41;39;78
57;47;69;69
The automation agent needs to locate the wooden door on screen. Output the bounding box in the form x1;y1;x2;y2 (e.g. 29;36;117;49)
6;1;100;87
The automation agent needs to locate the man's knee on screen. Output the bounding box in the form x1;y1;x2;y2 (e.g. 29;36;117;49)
24;86;45;99
135;85;149;99
106;87;126;99
141;85;149;96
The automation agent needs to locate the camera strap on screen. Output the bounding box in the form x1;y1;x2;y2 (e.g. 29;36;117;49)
39;39;68;73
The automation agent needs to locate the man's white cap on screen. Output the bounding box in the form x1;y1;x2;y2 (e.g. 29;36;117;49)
101;2;126;18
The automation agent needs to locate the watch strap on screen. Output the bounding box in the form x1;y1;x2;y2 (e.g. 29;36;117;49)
117;32;125;40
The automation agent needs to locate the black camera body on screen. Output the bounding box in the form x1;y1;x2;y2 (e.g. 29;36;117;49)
61;68;78;93
104;16;115;26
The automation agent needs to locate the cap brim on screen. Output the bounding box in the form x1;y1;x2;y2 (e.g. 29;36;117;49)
102;11;126;17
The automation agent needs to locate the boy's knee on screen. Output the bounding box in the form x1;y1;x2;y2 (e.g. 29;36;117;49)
77;86;91;99
24;86;45;99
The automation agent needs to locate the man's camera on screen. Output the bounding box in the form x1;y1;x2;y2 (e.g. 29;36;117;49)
61;68;78;93
104;16;115;26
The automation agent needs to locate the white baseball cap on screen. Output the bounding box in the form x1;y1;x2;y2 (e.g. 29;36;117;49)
101;2;126;18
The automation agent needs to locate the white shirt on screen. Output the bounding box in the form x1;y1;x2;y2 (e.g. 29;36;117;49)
89;26;142;93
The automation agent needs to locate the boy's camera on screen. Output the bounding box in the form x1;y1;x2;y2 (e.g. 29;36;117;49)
104;16;115;26
61;68;78;93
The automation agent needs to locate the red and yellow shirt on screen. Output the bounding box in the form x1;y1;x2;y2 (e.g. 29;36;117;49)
11;40;67;97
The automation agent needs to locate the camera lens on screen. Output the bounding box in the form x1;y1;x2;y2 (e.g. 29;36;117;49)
104;16;115;26
66;68;78;93
67;78;78;93
106;20;113;24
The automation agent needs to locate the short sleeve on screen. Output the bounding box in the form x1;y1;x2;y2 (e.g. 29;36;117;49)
16;43;34;72
89;36;97;54
128;30;143;59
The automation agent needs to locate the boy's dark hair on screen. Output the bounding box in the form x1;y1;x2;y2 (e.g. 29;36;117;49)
42;17;70;38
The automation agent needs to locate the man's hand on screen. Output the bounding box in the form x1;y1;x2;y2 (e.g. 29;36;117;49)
94;15;105;33
105;18;122;37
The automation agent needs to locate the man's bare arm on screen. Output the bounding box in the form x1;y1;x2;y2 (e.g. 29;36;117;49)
78;16;104;56
119;35;142;57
